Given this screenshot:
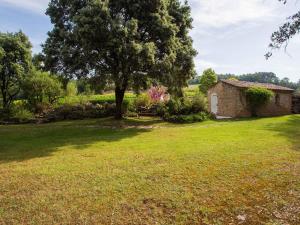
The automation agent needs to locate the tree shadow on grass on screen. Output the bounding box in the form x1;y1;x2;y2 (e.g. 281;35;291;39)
262;115;300;151
0;117;164;164
212;117;266;123
210;115;300;151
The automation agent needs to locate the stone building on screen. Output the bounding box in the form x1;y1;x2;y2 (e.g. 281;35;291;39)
292;94;300;114
208;80;294;118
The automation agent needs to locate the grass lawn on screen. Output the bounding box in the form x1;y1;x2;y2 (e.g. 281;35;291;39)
0;115;300;225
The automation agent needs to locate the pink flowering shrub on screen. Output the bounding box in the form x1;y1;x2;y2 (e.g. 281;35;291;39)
147;86;170;103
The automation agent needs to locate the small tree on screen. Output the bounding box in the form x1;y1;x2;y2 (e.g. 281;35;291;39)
66;81;78;97
23;69;63;109
245;87;274;116
0;31;32;111
199;68;217;94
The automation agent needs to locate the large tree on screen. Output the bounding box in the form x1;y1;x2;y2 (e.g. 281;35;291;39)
266;0;300;58
0;31;32;111
44;0;197;119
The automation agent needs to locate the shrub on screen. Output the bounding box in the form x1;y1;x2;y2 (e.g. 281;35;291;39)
66;81;78;97
23;70;63;111
126;111;138;118
180;97;193;115
245;87;274;116
165;98;182;115
184;87;198;97
10;101;34;122
155;102;169;117
12;109;34;123
90;99;115;105
191;92;208;113
78;95;90;105
46;102;117;121
164;95;207;116
134;94;151;112
165;112;209;123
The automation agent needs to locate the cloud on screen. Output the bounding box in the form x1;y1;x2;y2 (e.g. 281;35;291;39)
195;59;235;74
0;0;49;14
197;59;217;69
188;0;280;29
0;0;281;22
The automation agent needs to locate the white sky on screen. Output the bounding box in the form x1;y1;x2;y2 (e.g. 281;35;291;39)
0;0;299;81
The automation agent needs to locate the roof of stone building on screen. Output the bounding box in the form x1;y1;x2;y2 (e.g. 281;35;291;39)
221;79;294;92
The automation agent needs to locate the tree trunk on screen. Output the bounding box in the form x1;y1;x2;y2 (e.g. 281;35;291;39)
115;87;126;120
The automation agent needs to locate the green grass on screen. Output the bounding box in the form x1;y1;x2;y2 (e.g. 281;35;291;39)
0;115;300;224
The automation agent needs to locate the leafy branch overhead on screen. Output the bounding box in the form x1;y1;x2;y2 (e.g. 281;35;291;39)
266;0;300;58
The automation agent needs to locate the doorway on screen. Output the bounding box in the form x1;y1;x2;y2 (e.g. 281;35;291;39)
211;93;218;115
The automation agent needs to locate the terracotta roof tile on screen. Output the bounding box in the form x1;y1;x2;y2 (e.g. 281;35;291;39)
221;79;294;92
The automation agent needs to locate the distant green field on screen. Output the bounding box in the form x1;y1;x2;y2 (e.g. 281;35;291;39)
0;115;299;224
58;86;201;106
184;85;199;97
58;92;137;105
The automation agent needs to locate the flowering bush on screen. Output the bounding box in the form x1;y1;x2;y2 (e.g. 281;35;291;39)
147;86;169;103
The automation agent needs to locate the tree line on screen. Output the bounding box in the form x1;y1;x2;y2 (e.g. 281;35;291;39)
218;72;300;91
189;72;300;92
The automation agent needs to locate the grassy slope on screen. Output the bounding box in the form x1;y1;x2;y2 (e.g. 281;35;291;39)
0;116;299;225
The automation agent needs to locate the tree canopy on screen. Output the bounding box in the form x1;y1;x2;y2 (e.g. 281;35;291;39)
43;0;197;119
0;31;32;111
266;0;300;58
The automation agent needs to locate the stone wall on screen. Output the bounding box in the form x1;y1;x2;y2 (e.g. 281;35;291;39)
235;90;251;117
208;82;293;118
208;82;245;117
292;95;300;114
257;92;292;117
